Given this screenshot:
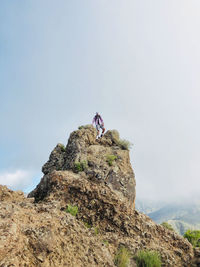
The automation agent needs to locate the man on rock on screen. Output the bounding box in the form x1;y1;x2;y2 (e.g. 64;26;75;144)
92;112;105;139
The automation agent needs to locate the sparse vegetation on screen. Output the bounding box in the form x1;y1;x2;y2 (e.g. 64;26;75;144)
134;250;161;267
114;246;131;267
106;154;117;166
78;124;91;130
161;222;175;232
109;129;120;143
94;227;99;235
66;204;78;216
60;144;66;152
184;230;200;247
102;240;109;247
74;160;88;172
74;162;82;172
84;222;92;229
107;130;132;150
117;139;132;150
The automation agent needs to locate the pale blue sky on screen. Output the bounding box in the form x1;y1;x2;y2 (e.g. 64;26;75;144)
1;1;200;201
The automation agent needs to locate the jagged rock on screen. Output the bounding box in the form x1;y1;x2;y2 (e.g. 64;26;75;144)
0;126;196;266
192;248;200;266
28;170;193;266
39;125;136;208
42;143;66;175
0;185;114;267
0;185;24;202
0;173;194;267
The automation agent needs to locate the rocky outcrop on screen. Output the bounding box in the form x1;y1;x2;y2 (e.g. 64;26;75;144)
0;185;114;267
40;125;136;208
192;248;200;267
0;125;196;266
29;171;193;266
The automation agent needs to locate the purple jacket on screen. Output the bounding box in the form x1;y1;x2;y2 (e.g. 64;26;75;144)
92;114;104;125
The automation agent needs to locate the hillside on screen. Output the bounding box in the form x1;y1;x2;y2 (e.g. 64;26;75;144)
0;125;196;266
136;199;200;235
136;199;166;214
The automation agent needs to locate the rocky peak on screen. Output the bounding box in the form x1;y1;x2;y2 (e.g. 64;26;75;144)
0;126;197;267
38;125;136;208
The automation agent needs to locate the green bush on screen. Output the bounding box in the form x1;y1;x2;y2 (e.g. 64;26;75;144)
114;246;131;267
66;204;78;216
184;230;200;247
106;154;117;166
134;250;161;267
161;222;174;232
117;139;132;150
74;160;88;172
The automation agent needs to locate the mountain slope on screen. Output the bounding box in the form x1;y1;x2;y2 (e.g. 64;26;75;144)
136;198;200;235
0;125;195;266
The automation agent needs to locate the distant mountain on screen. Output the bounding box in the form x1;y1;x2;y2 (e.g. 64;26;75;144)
136;198;200;235
167;220;200;236
135;198;166;214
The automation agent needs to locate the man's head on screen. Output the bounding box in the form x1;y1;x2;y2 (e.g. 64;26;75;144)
96;112;99;116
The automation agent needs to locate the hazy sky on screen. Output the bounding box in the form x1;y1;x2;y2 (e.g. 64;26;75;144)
1;1;200;201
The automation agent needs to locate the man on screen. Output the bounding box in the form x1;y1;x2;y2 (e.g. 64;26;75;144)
92;112;105;138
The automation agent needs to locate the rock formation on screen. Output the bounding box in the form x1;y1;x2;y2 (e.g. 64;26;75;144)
40;125;136;208
0;125;196;266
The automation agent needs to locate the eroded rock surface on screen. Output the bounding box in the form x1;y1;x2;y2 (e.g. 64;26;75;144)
40;125;136;208
0;126;196;266
0;185;114;267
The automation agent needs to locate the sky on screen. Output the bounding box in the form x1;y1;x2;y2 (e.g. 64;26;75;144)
0;0;200;202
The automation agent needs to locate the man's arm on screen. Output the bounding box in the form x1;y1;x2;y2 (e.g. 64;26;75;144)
99;116;104;125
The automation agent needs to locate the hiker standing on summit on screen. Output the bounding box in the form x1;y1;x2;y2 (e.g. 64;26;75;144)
92;112;105;139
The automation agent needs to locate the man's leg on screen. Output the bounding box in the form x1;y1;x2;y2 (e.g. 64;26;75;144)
100;126;105;137
96;125;100;138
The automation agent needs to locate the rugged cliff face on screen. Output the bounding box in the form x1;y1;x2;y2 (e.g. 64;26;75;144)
37;125;136;208
0;126;196;266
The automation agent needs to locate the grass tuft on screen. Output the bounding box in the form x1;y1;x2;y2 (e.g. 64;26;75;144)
66;204;78;216
78;124;91;130
134;250;161;267
74;160;88;172
117;139;133;150
106;154;117;166
102;240;109;247
94;227;99;235
114;246;131;267
84;222;92;229
58;143;66;152
161;222;174;232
